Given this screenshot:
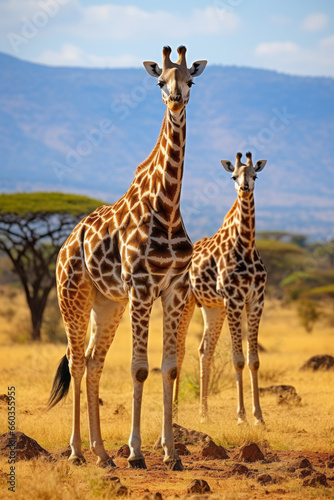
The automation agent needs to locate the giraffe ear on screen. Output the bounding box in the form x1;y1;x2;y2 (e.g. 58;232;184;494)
143;61;162;78
254;160;267;172
189;60;207;77
221;160;234;173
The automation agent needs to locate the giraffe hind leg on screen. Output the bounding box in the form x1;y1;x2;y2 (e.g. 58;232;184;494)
85;292;127;465
57;252;96;463
225;300;247;424
161;274;190;470
199;305;226;422
173;291;196;419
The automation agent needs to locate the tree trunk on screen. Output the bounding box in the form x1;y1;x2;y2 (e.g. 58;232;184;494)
29;287;53;341
31;310;42;341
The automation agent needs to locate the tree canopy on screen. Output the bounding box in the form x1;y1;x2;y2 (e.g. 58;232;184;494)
0;192;105;340
0;192;104;216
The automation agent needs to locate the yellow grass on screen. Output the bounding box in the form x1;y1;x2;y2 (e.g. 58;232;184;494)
0;285;334;498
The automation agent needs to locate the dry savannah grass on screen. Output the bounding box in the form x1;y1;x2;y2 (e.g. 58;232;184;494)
0;283;334;499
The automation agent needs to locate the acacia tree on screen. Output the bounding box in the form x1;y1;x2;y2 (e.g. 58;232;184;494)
0;193;103;341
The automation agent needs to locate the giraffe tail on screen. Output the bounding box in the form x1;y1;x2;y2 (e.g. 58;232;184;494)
47;354;71;409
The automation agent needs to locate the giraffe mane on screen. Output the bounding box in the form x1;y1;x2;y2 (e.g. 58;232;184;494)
134;111;167;177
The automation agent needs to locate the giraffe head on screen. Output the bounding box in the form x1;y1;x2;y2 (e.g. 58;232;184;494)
143;46;207;113
221;152;267;199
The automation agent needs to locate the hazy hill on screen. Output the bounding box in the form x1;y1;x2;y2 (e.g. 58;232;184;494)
0;52;333;241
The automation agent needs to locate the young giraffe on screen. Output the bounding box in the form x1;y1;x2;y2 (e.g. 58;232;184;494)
174;152;267;424
48;46;207;470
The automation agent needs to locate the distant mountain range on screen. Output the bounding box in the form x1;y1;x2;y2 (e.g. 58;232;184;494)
0;52;333;241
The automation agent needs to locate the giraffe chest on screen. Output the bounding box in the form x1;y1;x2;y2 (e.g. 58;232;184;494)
83;213;192;300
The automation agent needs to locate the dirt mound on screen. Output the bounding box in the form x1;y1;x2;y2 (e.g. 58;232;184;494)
259;385;302;405
235;442;264;462
229;463;249;476
117;444;130;458
200;439;228;459
0;432;50;461
300;354;334;371
154;423;211;448
187;479;211;494
175;442;190;456
303;472;328;487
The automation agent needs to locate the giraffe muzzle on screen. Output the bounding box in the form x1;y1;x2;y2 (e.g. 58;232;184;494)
167;95;184;112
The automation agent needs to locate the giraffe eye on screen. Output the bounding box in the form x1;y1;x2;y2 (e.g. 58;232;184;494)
231;176;237;181
157;81;165;88
254;175;258;180
187;81;194;87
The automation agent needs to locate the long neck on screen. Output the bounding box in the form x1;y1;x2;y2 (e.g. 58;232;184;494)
148;108;186;228
222;193;256;249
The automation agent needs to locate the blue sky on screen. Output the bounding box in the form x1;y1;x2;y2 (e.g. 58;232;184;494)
1;0;334;76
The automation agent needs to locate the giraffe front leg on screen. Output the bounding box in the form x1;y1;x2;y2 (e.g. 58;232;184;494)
173;291;196;419
57;275;96;465
128;292;153;470
246;299;265;426
161;275;190;471
86;294;127;466
225;301;247;424
199;305;226;422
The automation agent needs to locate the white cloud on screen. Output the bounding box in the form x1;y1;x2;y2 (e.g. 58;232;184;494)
0;1;241;43
255;42;299;57
301;12;329;32
75;5;241;40
37;43;142;68
270;15;292;28
254;37;334;77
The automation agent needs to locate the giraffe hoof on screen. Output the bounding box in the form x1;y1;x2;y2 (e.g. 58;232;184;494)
254;418;265;427
100;457;117;468
237;418;248;426
166;458;183;471
69;455;86;466
128;458;147;469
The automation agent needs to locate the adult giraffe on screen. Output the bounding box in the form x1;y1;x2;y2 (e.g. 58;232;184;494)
174;152;267;425
48;46;207;471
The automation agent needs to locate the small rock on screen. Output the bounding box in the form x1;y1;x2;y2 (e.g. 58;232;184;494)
117;444;130;458
150;368;161;374
236;442;264;462
113;404;128;417
290;457;313;470
187;479;211;494
141;493;163;500
259;385;302;405
99;398;104;406
303;472;328;487
257;474;272;485
230;463;249;475
300;355;334;371
201;439;228;459
175;442;190;456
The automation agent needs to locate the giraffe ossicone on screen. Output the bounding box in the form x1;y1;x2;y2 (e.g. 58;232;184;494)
48;46;207;471
174;152;267;426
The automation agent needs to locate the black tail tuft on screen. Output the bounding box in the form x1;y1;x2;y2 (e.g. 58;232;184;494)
47;355;71;409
